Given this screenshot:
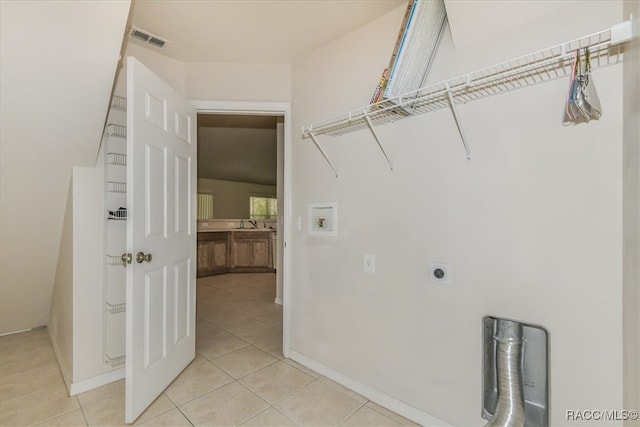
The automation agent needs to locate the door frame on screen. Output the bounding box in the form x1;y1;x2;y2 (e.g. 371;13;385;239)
190;100;292;358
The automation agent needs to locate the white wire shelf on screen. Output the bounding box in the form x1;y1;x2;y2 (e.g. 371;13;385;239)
302;20;634;176
110;95;127;112
106;124;127;138
105;354;125;368
106;302;126;314
107;208;127;220
107;181;126;193
107;152;126;166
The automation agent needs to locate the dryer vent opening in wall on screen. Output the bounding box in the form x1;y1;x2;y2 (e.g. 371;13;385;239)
483;316;549;427
129;26;168;48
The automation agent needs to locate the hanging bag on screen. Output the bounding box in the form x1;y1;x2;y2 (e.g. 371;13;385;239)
580;47;602;119
574;49;592;120
566;50;581;121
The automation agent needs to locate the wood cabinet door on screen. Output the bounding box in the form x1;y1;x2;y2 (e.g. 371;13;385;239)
212;241;228;269
197;232;230;276
234;240;253;267
197;241;215;276
252;239;271;267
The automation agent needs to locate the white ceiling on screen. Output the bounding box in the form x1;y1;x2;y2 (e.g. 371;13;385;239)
129;0;406;63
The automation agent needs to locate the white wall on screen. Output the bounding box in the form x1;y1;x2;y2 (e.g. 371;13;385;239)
122;43;292;104
197;178;276;219
0;0;131;334
71;167;111;382
186;62;291;102
48;179;75;389
49;166;111;388
291;2;626;425
622;0;640;422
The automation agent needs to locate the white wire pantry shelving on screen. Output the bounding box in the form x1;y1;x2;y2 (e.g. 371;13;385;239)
103;94;128;370
302;19;635;176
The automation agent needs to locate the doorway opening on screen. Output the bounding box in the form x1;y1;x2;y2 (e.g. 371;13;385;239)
196;112;281;292
192;100;292;358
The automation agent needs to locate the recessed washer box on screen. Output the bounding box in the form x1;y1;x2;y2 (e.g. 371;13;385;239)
308;202;337;236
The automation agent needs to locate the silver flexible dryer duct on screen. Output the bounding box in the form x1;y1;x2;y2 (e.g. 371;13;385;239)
485;319;526;427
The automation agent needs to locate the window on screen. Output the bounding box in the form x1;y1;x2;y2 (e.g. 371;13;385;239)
197;193;214;220
250;196;277;220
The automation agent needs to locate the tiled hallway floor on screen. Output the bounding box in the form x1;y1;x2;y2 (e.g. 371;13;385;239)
0;273;418;426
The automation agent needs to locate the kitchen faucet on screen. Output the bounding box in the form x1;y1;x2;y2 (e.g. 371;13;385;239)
248;220;258;228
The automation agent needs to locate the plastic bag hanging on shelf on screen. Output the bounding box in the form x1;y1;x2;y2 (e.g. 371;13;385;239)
579;47;602;119
565;50;581;121
565;48;602;122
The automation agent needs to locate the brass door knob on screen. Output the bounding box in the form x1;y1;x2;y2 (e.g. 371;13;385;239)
136;252;152;263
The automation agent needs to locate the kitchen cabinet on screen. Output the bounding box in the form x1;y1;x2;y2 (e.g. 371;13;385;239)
232;231;273;272
197;230;274;277
197;231;231;277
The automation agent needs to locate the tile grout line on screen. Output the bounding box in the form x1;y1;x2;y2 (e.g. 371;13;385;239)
77;397;91;427
269;404;299;426
236;363;317;408
232;381;275;426
207;344;280;381
364;402;410;427
336;400;370;427
165;393;195;427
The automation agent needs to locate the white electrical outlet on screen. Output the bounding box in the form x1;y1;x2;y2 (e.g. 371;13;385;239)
429;262;451;285
364;254;375;273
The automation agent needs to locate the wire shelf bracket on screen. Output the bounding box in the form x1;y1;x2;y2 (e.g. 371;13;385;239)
302;19;634;175
445;83;471;159
364;114;394;170
307;131;339;177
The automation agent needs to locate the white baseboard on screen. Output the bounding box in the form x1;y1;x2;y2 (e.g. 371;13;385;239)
48;329;72;392
0;328;32;337
69;368;125;396
288;350;451;427
48;327;125;396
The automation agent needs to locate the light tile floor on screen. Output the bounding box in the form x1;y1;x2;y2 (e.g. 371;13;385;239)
0;273;419;426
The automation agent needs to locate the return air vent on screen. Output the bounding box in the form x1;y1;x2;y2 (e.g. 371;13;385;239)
129;26;168;48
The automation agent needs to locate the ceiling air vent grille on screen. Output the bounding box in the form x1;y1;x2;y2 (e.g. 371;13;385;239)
147;37;166;48
129;26;168;49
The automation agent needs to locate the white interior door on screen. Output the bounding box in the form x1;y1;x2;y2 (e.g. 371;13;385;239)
125;56;197;423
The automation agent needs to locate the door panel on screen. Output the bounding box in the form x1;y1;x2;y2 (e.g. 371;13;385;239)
145;144;167;238
174;111;192;143
173;259;190;343
174;155;190;236
144;267;166;367
145;92;167;130
126;57;196;423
